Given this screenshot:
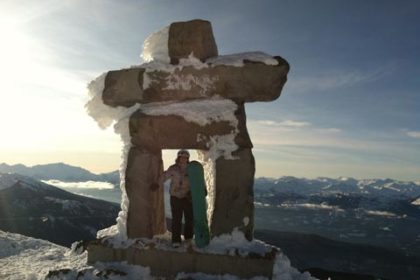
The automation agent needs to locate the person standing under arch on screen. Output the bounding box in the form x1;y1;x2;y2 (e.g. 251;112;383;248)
161;149;193;247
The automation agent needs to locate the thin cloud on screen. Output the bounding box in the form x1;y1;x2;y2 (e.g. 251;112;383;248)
320;128;342;133
407;131;420;139
288;62;399;94
42;180;115;190
256;119;311;128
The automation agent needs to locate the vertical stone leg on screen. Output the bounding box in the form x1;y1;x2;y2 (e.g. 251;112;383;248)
125;147;166;239
211;148;255;240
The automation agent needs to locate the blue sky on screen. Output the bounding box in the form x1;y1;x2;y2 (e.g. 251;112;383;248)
0;0;419;180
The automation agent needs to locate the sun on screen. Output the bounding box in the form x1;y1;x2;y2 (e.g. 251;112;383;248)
0;19;32;75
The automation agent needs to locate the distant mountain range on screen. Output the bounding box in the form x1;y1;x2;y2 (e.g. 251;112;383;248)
0;162;119;185
253;176;420;259
2;169;420;279
253;176;420;215
2;162;420;198
0;173;120;247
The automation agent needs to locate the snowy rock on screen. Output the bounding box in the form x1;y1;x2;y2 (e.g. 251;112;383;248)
168;19;218;64
212;148;255;240
125;148;166;238
102;57;289;106
87;238;278;279
129;103;252;151
103;68;145;107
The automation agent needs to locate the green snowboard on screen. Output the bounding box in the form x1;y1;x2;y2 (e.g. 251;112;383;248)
188;160;210;248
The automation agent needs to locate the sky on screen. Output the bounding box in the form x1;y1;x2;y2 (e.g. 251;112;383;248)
0;0;419;180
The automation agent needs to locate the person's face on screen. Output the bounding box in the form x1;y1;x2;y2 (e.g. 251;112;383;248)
179;155;189;163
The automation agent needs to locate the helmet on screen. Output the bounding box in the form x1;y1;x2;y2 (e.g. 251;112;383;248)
177;149;190;158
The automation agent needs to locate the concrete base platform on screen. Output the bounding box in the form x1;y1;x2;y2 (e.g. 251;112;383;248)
87;239;278;279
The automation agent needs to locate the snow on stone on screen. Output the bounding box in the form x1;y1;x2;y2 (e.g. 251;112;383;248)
141;54;209;89
85;73;141;130
243;217;250;227
206;52;279;67
140;98;240;163
86;72;141;241
97;225;136;249
141;25;170;63
163;72;218;95
141;98;237;127
42;180;115;190
202;228;272;257
0;230;157;280
94;228;317;280
142;51;278;91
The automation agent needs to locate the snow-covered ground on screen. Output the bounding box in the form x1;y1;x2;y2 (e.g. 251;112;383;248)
0;230;157;280
0;230;88;280
0;230;316;280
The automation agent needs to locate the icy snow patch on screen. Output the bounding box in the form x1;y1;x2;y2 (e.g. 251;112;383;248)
0;230;88;279
272;253;316;280
243;216;250;227
0;230;154;279
141;25;170;63
202;228;272;257
86;72;142;241
85;72;140;129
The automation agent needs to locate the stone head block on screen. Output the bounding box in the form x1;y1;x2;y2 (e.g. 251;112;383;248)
168;19;218;64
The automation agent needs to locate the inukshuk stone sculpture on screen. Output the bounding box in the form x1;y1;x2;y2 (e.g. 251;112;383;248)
86;19;289;241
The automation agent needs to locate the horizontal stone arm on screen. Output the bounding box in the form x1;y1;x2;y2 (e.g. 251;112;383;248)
102;56;289;107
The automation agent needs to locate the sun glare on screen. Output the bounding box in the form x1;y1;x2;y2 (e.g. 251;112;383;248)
0;19;33;83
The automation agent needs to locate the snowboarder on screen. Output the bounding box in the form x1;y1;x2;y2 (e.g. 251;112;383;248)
157;149;193;248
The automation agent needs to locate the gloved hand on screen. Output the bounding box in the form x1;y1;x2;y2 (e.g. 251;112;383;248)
150;183;160;191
